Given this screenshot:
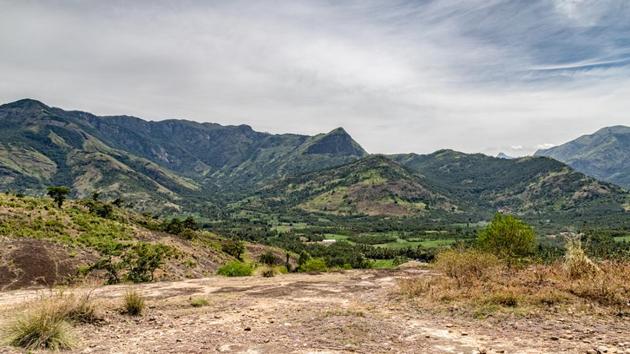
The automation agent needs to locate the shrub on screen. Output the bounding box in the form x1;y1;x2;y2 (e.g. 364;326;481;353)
217;261;253;277
3;298;76;350
190;297;209;307
124;243;171;283
563;236;600;279
434;249;501;287
123;290;145;316
477;213;537;260
258;251;278;266
299;257;328;273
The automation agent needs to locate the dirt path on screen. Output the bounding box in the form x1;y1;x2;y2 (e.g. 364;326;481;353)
0;269;628;353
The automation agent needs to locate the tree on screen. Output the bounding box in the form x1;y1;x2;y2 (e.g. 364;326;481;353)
477;213;536;260
47;186;70;208
222;240;245;260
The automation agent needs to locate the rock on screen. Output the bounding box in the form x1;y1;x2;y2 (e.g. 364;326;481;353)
550;336;560;341
244;327;251;331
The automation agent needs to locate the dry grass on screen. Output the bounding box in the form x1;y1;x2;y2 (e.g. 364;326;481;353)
122;290;145;316
0;291;101;350
399;249;630;317
563;237;600;279
433;249;502;287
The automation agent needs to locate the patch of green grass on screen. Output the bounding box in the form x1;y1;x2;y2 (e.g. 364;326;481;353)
324;234;353;243
370;259;395;269
613;235;630;242
190;297;209;307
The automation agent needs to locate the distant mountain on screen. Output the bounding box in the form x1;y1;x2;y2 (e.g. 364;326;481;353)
252;155;455;216
496;152;514;159
391;150;629;221
0;99;366;212
1;99;627;225
535;126;630;189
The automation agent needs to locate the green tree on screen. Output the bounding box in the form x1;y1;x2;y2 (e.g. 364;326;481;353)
47;186;70;208
477;213;536;260
221;240;245;260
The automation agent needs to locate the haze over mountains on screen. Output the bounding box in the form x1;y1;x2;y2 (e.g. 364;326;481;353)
0;99;628;224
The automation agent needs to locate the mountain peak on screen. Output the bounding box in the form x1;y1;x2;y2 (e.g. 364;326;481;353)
304;127;367;156
0;98;49;110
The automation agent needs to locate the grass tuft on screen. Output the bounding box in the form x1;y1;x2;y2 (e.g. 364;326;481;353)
123;290;145;316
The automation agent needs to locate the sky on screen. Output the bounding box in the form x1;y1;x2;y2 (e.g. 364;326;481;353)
1;0;629;156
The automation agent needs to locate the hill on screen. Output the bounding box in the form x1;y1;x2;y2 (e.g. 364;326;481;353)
0;193;288;290
252;155;455;217
535;125;630;189
391;150;630;223
0;99;367;212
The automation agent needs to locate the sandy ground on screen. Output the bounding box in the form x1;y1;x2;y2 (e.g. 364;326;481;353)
0;268;629;354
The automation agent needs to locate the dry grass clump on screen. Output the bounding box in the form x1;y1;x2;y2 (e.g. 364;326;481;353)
2;291;97;350
122;289;145;316
434;249;502;287
563;237;600;279
398;248;630;317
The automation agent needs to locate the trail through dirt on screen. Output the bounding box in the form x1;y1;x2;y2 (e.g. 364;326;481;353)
0;268;628;353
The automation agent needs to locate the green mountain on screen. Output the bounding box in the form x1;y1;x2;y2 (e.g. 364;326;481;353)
0;99;367;212
535;126;630;189
251;155;455;216
1;99;627;225
391;150;630;222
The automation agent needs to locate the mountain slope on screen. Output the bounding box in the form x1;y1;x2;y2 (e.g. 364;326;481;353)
0;99;367;210
535;126;630;189
252;155;455;216
391;150;630;219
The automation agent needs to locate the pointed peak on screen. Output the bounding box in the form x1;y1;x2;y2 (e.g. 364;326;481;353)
1;98;49;111
327;127;349;135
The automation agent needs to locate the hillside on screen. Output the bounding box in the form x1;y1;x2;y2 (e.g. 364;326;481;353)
391;150;630;222
250;155;455;216
0;193;288;290
535;125;630;189
0;99;367;212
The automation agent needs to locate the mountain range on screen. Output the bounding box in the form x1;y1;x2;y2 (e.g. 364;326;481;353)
0;99;628;224
535;125;630;189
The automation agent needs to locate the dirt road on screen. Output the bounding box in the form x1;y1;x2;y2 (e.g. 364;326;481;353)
0;268;628;353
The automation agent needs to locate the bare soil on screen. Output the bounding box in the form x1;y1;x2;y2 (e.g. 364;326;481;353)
0;268;628;353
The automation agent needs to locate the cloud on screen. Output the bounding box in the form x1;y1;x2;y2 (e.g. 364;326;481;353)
0;0;628;156
537;143;556;150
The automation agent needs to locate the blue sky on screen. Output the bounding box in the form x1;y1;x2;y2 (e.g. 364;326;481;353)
1;0;629;155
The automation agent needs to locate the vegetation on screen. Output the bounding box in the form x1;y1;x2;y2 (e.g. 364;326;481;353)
123;290;145;316
1;292;99;350
217;261;254;277
190;297;209;307
299;257;328;272
47;186;70;208
477;213;536;260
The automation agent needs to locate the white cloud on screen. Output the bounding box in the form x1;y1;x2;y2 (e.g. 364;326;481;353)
0;0;628;156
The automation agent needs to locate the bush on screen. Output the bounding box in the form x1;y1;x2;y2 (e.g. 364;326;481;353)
434;249;501;287
258;251;278;266
123;290;145;316
3;298;76;350
124;243;171;283
217;261;254;277
299;258;328;273
261;267;276;277
477;213;537;260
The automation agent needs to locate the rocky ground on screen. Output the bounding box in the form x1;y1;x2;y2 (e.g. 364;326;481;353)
0;268;628;353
